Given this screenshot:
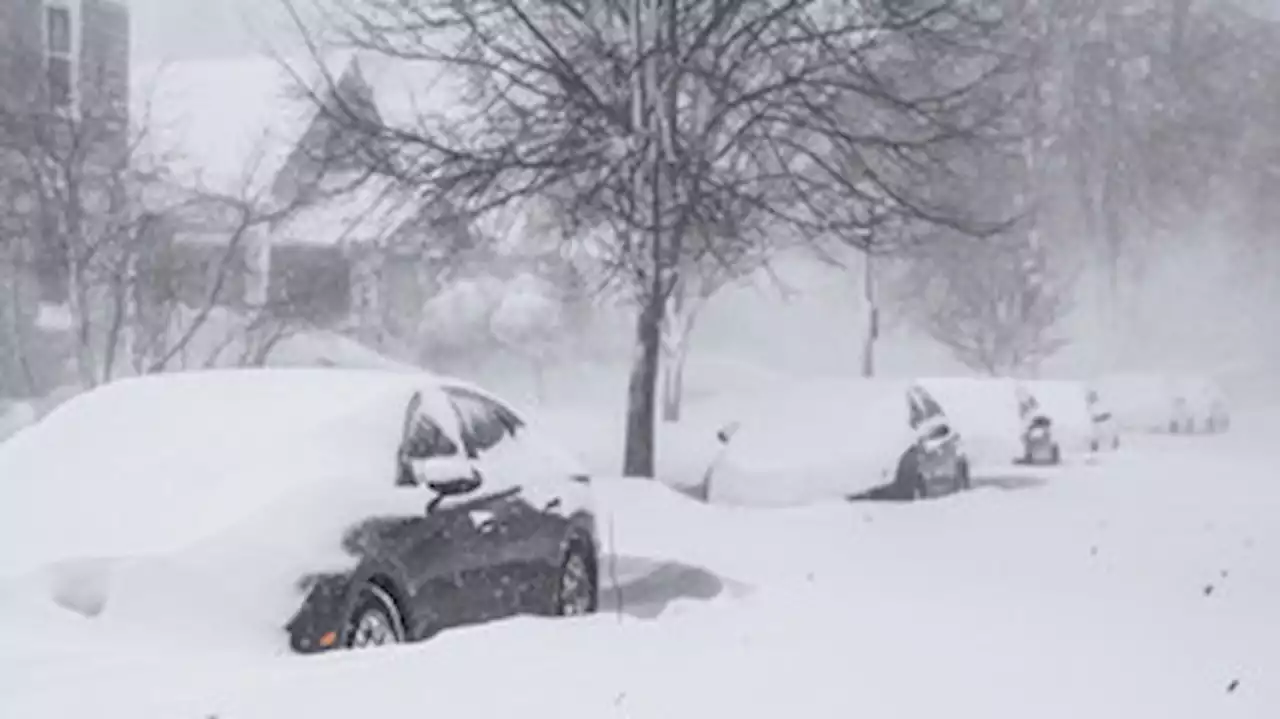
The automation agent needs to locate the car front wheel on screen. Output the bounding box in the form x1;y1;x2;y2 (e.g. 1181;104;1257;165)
346;584;406;649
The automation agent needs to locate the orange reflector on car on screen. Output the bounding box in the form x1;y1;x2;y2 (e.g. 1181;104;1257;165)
319;631;338;648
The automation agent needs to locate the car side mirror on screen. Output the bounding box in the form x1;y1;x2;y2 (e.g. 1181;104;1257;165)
403;455;480;493
716;421;741;445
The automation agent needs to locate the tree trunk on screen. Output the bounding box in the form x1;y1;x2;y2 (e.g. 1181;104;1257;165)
1171;0;1192;73
860;252;877;378
531;355;547;405
661;346;687;422
67;256;98;388
623;295;663;477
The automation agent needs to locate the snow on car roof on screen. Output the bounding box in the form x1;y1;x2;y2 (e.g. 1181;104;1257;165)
1022;380;1092;426
917;376;1025;426
0;368;459;578
718;378;915;473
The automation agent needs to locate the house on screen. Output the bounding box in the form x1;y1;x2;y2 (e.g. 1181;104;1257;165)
0;0;131;304
1;0;130;394
134;51;467;338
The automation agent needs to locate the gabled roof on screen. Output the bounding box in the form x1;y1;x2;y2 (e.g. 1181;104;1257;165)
132;48;472;249
131;50;359;199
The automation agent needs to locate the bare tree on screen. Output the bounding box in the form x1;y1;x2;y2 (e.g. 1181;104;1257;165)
658;215;781;422
283;0;1022;476
898;232;1072;377
0;55;353;388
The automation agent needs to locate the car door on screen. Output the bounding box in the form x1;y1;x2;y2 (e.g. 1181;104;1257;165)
385;387;503;634
444;387;574;620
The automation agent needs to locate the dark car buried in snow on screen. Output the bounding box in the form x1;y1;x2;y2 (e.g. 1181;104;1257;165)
0;369;599;654
700;379;972;505
1015;384;1061;466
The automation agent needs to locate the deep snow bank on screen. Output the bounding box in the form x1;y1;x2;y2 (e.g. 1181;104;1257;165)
3;408;1279;719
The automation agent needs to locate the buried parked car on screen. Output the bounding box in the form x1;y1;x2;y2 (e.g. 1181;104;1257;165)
1023;379;1118;457
1170;375;1231;434
701;379;971;505
1015;383;1062;466
1085;386;1122;451
916;377;1027;471
1093;373;1230;435
0;369;598;654
1093;373;1185;435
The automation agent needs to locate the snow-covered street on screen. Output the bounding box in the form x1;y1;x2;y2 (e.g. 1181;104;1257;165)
4;0;1280;716
3;408;1276;719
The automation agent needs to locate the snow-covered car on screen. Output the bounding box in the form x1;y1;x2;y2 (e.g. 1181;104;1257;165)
1170;375;1231;434
0;369;598;654
1023;380;1113;457
1094;373;1229;435
1084;386;1121;451
1015;383;1061;465
916;377;1027;470
702;379;971;505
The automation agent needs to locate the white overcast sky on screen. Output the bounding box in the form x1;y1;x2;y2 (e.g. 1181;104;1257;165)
128;0;1280;62
128;0;312;62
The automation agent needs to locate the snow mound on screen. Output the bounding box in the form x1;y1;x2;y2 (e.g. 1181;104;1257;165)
0;400;37;443
267;330;420;372
1095;373;1180;432
706;379;917;505
0;368;446;580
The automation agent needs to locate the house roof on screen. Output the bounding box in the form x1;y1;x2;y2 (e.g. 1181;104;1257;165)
132;48;465;194
132;48;472;248
132;54;319;198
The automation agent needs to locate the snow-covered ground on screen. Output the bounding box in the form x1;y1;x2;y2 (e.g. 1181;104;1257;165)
2;400;1277;717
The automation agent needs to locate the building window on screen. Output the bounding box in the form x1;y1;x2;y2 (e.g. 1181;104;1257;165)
45;5;73;109
47;6;71;54
47;56;72;107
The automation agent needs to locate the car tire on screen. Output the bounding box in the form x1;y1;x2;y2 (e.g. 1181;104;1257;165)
346;583;406;649
553;538;598;617
955;459;971;492
893;450;927;501
1049;444;1062;465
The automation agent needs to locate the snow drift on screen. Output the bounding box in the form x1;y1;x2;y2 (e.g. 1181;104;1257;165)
0;368;477;648
703;379;919;506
